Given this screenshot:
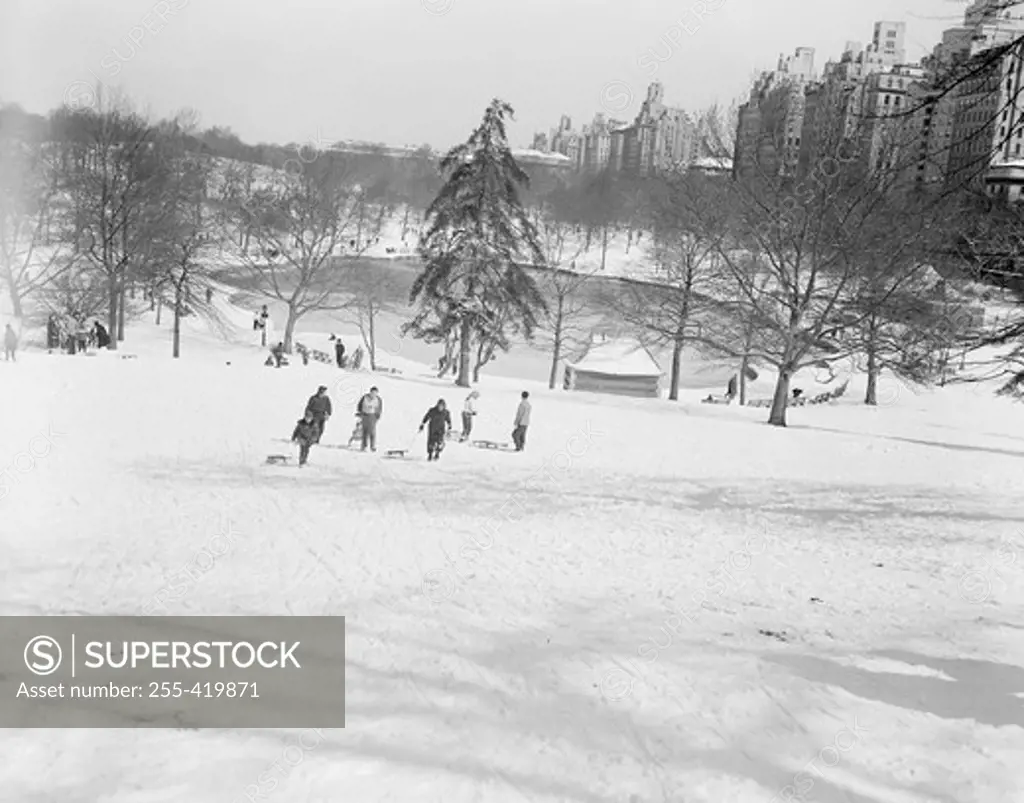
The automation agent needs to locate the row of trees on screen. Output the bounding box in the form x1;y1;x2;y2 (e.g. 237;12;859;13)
0;95;643;368
2;87;1019;427
404;96;1014;426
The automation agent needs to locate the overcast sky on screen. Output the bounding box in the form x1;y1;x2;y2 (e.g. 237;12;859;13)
1;0;966;151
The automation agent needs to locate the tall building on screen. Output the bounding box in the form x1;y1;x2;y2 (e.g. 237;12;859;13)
734;47;817;179
548;115;582;168
855;64;926;176
946;40;1024;194
871;21;907;68
577;113;628;173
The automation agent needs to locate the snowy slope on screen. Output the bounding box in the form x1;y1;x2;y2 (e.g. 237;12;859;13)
0;314;1022;803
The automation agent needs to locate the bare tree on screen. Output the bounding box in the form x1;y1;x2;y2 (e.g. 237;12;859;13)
602;169;729;400
704;108;947;426
146;114;221;358
530;201;595;388
53;93;164;349
220;150;382;352
337;265;402;370
0;130;76;318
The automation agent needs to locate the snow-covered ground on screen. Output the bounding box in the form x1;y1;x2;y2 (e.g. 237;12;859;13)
1;291;1023;803
357;212;660;281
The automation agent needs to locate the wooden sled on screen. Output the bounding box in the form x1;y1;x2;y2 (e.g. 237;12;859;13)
382;449;409;459
265;454;290;465
471;439;512;451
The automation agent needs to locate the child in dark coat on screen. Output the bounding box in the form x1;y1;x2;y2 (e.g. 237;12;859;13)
291;412;318;466
419;399;452;461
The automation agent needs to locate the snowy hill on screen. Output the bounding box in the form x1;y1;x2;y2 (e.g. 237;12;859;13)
0;309;1022;801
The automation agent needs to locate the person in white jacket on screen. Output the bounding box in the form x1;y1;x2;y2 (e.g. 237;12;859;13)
460;391;480;442
512;391;531;452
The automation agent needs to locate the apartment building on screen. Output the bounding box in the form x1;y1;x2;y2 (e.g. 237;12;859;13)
533;82;692;177
734;47;816;179
615;82;695;176
946;40;1024;194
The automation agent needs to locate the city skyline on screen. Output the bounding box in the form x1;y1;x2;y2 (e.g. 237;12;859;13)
0;0;956;152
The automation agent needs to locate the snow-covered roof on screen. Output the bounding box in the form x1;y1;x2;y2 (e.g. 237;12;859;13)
692;155;733;171
566;339;663;377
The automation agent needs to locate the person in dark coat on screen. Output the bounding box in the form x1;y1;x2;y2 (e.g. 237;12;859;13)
304;385;332;444
47;315;59;351
270;341;285;368
419;399;452;461
4;324;17;362
291;412;318;466
334;337;345;369
355;386;383;452
726;374;738;401
94;320;110;349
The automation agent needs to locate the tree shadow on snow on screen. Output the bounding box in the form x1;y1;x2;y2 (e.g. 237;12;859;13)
765;650;1024;729
292;601;949;803
790;424;1024;461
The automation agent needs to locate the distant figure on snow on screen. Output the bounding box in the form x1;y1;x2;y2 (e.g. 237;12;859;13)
512;391;531;452
270;341;285;368
46;315;59;351
304;385;332;444
726;374;737;402
4;324;17;361
291;411;318;467
355;386;383;452
420;398;452;461
333;336;346;368
461;391;479;442
94;320;110;349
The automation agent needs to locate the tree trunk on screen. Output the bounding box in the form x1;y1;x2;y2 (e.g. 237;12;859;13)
117;274;126;342
549;298;565;390
864;346;878;405
600;225;609;271
172;283;182;359
626;229;632;255
367;304;377;371
401;205;411;240
4;276;23;318
768;366;793;427
456;317;472;387
739;328;753;406
155;296;162;326
107;274;119;351
669;337;684;401
282;305;298;353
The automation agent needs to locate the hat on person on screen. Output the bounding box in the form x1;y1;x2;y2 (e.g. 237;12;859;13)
317;385;328;392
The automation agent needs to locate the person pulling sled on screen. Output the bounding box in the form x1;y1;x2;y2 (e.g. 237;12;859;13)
420;399;452;461
292;412;319;466
304;385;332;444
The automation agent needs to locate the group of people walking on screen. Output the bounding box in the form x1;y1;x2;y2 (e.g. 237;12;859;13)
291;384;384;466
1;316;110;362
290;384;533;466
46;315;110;354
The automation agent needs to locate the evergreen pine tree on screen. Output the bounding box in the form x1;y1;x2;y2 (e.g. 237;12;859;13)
411;99;547;387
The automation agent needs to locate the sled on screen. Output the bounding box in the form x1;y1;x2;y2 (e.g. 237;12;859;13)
265;454;291;465
471;439;513;451
382;449;410;459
